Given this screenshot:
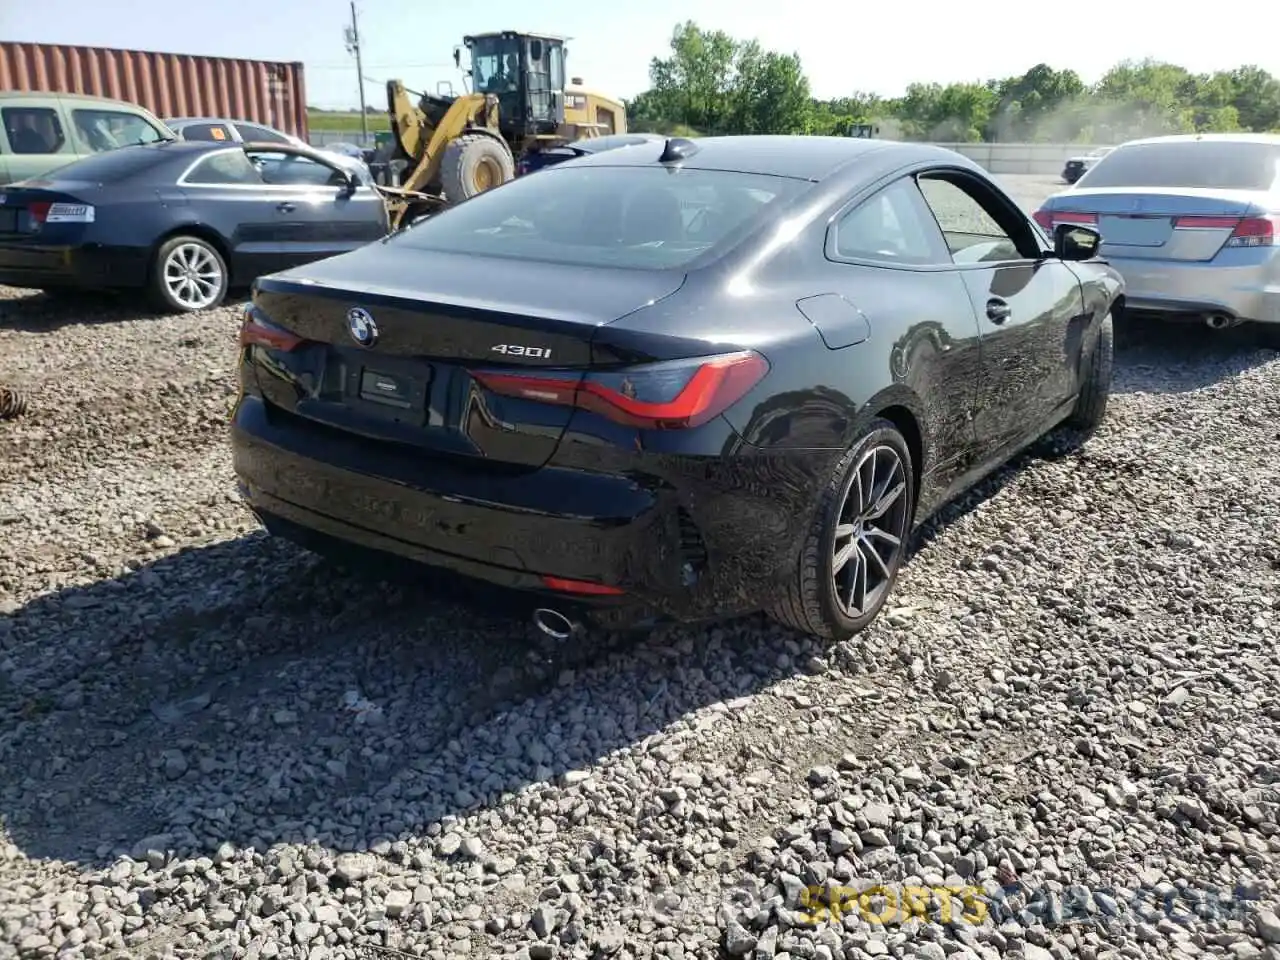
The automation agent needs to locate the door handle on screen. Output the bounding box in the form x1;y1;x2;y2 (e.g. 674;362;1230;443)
986;298;1011;323
276;202;296;213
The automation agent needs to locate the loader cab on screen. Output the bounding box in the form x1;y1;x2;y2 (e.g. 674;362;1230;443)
461;31;567;138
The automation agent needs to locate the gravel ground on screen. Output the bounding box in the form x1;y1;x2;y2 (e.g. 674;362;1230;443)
1;173;1279;960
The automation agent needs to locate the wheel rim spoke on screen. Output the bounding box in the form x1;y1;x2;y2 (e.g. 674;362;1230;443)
832;541;856;575
865;478;906;520
859;535;891;581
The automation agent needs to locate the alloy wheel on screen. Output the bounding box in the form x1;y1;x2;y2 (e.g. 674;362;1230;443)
831;444;910;618
162;243;223;310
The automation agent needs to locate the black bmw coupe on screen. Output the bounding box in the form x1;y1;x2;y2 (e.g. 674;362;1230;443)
230;135;1122;645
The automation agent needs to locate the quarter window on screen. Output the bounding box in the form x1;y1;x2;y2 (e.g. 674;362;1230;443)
235;123;291;145
1;107;66;155
186;150;264;186
832;178;947;265
916;176;1025;264
72;109;166;153
177;122;235;143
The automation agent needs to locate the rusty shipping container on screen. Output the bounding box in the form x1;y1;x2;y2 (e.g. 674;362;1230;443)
0;42;308;139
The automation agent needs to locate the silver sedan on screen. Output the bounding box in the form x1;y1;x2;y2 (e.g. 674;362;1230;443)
1033;133;1280;343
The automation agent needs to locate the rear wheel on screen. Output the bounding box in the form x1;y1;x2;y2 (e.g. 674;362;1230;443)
440;134;515;203
149;236;228;313
770;420;915;642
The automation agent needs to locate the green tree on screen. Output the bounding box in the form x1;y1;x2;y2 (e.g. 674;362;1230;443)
647;21;739;133
726;41;811;135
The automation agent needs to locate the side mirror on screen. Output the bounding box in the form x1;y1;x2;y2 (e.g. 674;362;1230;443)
1054;222;1101;261
340;170;359;195
453;48;461;68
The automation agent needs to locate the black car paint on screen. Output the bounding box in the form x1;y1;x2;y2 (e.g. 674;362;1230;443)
0;140;387;293
230;136;1123;632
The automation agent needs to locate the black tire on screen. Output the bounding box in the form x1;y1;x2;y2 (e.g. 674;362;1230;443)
769;419;916;642
148;235;229;313
1065;310;1114;435
440;134;515;203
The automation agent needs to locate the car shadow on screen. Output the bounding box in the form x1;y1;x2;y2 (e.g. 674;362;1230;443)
1112;316;1279;395
0;286;252;332
2;459;1014;871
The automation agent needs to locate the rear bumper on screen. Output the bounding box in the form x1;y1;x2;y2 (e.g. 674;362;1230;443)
0;242;149;290
1104;254;1280;324
230;395;825;631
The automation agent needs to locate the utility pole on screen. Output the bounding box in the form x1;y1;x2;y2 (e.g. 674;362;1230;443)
343;1;370;142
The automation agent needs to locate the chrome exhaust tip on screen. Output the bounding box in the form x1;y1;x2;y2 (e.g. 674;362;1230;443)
1205;313;1235;330
532;608;579;642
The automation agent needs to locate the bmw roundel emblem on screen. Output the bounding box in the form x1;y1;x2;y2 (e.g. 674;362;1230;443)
347;307;377;347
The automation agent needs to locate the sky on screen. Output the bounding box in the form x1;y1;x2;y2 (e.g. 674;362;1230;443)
2;0;1278;110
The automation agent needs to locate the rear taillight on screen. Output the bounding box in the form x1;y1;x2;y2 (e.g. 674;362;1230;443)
1172;215;1277;247
1033;209;1097;232
239;306;306;352
541;575;625;596
470;350;769;430
27;202;94;226
1226;217;1277;248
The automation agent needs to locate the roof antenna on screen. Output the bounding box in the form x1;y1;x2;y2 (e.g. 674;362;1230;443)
659;137;698;163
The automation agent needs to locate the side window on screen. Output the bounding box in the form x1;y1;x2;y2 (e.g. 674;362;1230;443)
235;123;290;145
1;106;67;155
831;178;948;266
71;109;166;153
185;150;264;186
916;175;1030;264
249;150;347;187
176;122;234;143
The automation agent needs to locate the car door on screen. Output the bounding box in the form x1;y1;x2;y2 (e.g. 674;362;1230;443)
0;99;77;183
178;147;296;279
914;169;1086;457
247;148;388;264
822;175;985;506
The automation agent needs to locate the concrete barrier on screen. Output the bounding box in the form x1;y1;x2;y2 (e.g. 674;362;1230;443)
928;143;1109;175
305;129;1106;177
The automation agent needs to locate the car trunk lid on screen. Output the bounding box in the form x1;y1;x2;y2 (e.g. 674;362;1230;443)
1043;187;1269;262
0;183;97;237
247;243;686;469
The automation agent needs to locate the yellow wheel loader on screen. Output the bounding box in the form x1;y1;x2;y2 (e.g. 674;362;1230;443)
382;31;627;230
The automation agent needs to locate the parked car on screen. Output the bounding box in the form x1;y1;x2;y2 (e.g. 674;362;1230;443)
1061;146;1113;184
230;135;1121;647
0;91;173;186
0;140;387;312
517;132;666;176
1035;133;1280;343
165;117;370;176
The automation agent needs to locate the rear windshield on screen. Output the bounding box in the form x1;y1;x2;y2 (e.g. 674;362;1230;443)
41;146;171;182
1080;141;1280;190
390;165;808;270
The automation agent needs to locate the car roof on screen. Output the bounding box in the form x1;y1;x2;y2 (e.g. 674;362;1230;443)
575;133;665;153
1119;133;1280;148
0;90;145;109
166;116;288;130
564;135;976;181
